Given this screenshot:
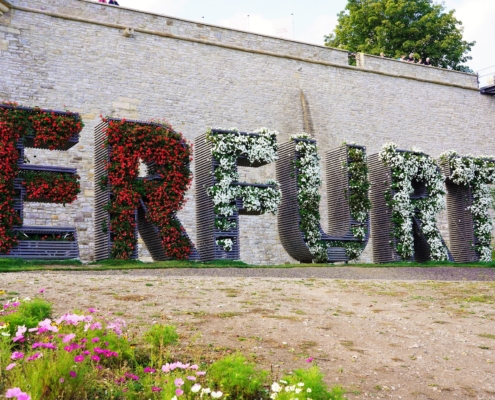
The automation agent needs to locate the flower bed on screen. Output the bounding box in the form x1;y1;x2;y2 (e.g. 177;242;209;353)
0;297;345;400
21;170;80;205
102;118;193;260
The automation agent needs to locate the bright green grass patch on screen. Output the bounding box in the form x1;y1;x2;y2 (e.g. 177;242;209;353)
1;257;495;273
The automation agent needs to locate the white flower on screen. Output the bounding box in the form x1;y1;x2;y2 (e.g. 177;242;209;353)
271;382;282;392
191;384;201;393
211;391;223;398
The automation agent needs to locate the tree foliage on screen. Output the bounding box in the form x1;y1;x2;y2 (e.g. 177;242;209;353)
325;0;475;71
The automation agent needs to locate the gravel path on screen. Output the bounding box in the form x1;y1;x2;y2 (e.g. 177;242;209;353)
51;266;495;281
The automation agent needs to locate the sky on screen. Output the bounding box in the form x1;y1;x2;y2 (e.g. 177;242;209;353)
119;0;494;73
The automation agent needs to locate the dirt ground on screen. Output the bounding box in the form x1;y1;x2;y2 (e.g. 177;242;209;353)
1;270;495;399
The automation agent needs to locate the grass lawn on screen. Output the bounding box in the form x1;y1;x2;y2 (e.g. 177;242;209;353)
1;256;495;273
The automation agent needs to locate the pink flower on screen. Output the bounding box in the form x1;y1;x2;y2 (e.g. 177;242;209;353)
11;352;24;360
91;355;100;362
32;342;56;350
6;363;16;370
174;378;184;387
74;355;85;362
175;389;184;396
305;357;314;363
196;371;206;376
91;337;100;343
63;334;76;343
187;376;196;381
27;353;42;362
69;371;77;378
12;326;27;343
5;387;31;400
59;378;64;383
190;364;199;370
39;288;45;293
151;386;162;392
37;319;58;334
144;367;156;373
88;308;97;313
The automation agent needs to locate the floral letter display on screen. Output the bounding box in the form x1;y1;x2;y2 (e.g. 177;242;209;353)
95;118;198;261
369;143;451;263
276;134;371;263
0;103;82;259
195;128;281;260
439;151;495;262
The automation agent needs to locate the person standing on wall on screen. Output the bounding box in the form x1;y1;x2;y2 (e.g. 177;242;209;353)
406;53;415;62
108;0;120;5
424;58;431;66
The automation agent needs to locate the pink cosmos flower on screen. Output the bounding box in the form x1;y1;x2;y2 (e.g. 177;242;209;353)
190;364;199;370
5;387;31;400
151;387;162;392
6;363;16;370
174;378;184;387
26;353;42;362
59;378;64;383
187;376;196;381
83;351;90;356
196;371;206;376
144;367;156;373
175;389;184;396
91;355;100;362
63;334;76;343
305;357;314;363
32;342;56;350
92;337;100;343
39;288;45;293
74;355;85;363
88;308;97;313
12;326;27;343
11;352;24;360
69;371;77;378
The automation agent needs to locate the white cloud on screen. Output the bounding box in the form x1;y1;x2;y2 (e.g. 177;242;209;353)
296;14;337;46
121;0;188;17
444;0;495;72
218;13;293;40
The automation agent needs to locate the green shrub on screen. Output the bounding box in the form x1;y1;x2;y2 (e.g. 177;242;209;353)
207;353;268;399
144;324;179;348
278;366;345;400
1;298;52;336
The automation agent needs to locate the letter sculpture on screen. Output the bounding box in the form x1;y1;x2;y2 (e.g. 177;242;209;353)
276;134;371;263
0;103;82;259
369;143;452;263
195;128;281;260
94;118;198;260
440;151;495;262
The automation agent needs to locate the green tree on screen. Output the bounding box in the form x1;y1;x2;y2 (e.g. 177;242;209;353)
325;0;475;71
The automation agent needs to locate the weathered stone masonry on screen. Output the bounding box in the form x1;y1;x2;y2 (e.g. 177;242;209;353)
0;0;494;263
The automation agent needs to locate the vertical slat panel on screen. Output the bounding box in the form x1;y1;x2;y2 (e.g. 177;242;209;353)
94;121;111;261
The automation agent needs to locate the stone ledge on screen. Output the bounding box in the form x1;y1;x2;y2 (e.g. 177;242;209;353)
0;0;10;15
357;52;478;89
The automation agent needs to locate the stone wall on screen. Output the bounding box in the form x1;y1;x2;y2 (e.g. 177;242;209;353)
356;53;478;88
1;0;494;264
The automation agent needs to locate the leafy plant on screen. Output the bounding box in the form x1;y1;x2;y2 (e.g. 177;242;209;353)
144;324;179;348
207;354;268;399
1;298;52;336
325;0;475;71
